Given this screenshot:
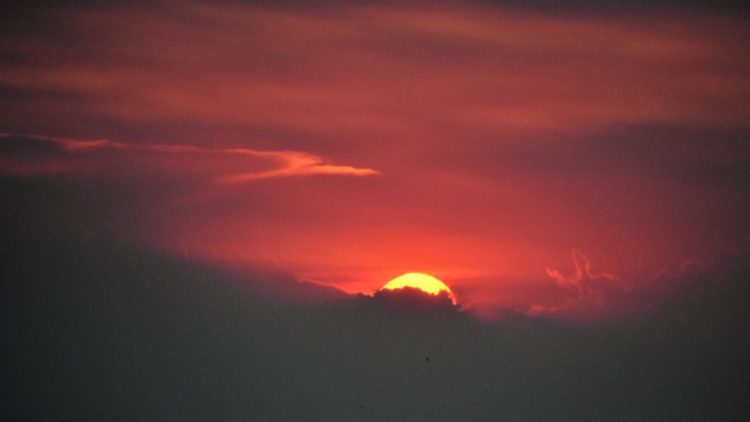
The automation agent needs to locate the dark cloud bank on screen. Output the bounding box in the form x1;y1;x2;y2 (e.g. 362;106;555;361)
2;177;749;421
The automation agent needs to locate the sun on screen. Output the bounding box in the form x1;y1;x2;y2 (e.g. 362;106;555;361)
381;273;457;304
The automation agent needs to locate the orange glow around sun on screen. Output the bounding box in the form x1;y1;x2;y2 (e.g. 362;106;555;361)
381;273;457;304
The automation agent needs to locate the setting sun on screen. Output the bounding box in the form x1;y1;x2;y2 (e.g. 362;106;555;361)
381;273;457;304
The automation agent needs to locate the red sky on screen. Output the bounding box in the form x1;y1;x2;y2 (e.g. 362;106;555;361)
1;1;748;317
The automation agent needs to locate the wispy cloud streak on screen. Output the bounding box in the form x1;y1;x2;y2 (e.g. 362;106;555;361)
0;133;379;183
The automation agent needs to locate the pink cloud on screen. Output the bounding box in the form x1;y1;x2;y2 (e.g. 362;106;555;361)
530;250;626;318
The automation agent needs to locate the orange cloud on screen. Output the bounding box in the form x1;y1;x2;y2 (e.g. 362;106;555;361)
215;150;378;183
0;133;378;184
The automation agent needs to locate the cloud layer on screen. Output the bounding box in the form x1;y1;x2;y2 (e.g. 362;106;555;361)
2;221;748;420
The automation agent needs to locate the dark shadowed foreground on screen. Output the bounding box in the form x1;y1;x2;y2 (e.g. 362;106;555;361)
2;179;749;421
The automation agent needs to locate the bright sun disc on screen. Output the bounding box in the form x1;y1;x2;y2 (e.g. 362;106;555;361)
381;273;457;304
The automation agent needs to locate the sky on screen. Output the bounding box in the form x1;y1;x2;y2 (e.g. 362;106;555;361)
2;1;749;420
